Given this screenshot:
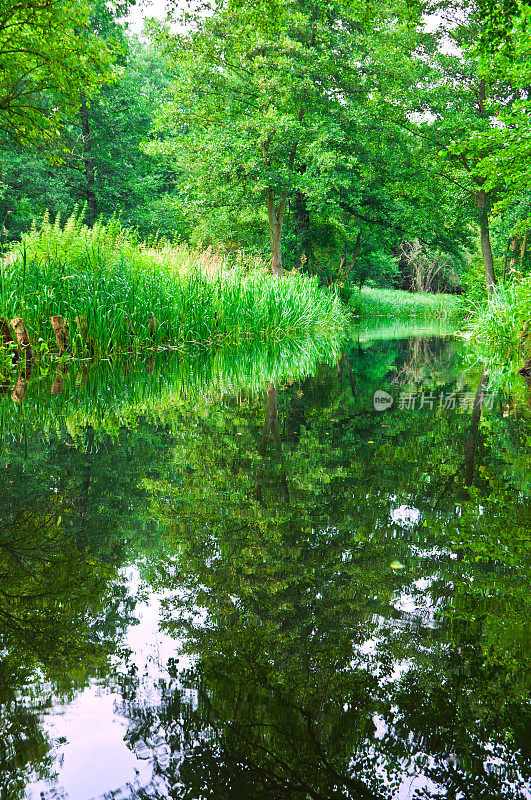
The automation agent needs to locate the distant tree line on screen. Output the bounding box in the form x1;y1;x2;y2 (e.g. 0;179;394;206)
1;0;530;297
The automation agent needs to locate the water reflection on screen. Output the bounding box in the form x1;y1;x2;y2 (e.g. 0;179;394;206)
132;340;529;799
0;500;135;797
0;329;528;799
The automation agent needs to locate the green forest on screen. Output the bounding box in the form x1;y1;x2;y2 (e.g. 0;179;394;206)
0;0;530;370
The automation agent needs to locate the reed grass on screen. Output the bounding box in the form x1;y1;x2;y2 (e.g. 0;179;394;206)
350;287;463;319
1;213;346;357
466;279;531;369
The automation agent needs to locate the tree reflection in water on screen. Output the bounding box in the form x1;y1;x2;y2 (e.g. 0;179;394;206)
0;500;132;798
0;333;528;799
117;340;530;800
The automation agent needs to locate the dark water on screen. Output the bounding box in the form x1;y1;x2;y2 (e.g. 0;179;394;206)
1;325;530;800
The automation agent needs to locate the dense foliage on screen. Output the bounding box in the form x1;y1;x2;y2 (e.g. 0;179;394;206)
0;0;529;300
0;0;111;143
0;0;529;356
0;4;529;797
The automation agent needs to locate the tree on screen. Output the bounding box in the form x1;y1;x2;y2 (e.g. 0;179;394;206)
0;0;111;144
148;0;420;274
0;33;176;239
474;0;531;264
388;0;531;292
64;34;174;228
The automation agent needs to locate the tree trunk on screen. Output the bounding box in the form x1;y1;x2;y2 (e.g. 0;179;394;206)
476;188;496;292
293;188;313;269
475;83;496;291
339;251;346;272
79;94;98;224
270;221;282;275
520;233;528;265
267;190;287;276
263;108;302;275
505;234;519;280
345;229;362;278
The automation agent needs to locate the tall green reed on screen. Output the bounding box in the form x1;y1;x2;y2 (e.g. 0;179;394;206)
466;279;531;369
1;213;346;358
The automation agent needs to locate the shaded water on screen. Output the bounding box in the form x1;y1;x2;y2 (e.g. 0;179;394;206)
0;323;529;800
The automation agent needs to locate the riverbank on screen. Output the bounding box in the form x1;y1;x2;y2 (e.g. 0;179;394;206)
1;216;346;358
466;280;531;373
350;287;463;319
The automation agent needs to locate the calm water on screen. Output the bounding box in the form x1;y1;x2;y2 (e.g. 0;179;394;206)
0;324;529;800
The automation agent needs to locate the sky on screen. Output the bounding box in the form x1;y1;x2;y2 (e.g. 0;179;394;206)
125;0;172;34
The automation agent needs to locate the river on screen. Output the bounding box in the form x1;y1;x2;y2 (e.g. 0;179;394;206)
1;322;529;800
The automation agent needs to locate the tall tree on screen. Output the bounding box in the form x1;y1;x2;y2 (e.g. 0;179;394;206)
389;0;531;291
0;36;173;239
474;0;531;248
149;0;419;274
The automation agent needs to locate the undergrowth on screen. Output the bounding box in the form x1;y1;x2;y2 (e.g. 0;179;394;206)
0;213;346;357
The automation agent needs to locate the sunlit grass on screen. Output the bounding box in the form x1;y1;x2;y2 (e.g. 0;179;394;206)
0;213;346;357
350;287;463;319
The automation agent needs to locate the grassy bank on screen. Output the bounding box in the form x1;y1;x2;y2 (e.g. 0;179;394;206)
1;215;346;358
350;287;463;319
466;279;531;369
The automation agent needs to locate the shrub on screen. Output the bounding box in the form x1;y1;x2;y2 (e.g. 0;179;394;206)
467;279;531;366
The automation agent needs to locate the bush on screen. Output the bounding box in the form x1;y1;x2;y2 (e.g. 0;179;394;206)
467;279;531;366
